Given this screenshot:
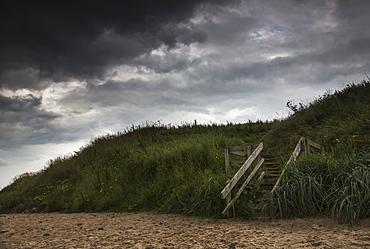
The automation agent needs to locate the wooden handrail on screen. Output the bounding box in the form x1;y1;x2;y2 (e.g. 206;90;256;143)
222;158;264;216
286;136;305;165
307;139;323;151
221;142;264;217
221;142;263;199
272;137;323;191
220;137;324;217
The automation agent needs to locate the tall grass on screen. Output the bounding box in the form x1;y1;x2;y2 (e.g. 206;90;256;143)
264;148;370;224
265;80;370;162
0;80;369;222
0;121;269;217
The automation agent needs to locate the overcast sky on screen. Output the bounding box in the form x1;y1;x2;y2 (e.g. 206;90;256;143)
1;0;369;189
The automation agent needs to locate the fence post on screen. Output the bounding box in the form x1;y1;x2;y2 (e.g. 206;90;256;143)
225;148;230;172
246;144;252;158
305;138;309;156
301;137;307;156
225;193;232;218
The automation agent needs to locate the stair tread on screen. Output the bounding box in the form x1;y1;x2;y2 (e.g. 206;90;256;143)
258;154;279;194
261;182;275;185
264;168;280;171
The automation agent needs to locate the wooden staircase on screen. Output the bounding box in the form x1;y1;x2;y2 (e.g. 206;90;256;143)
221;137;324;217
253;153;280;213
258;153;280;192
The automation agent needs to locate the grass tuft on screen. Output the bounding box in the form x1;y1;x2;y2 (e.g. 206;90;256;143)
264;148;370;224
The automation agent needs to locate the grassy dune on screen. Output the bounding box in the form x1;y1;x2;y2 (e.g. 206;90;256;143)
0;80;369;223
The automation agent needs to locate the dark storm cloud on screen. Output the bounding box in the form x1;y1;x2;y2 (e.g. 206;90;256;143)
0;94;61;147
336;0;370;27
0;0;231;90
187;0;370;89
0;94;42;112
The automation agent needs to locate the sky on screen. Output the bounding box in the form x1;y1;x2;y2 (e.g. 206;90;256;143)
1;0;369;189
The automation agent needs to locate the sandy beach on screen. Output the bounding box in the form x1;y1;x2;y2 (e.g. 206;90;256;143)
0;212;369;248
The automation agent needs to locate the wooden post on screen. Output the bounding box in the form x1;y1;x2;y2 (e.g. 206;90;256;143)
246;145;252;158
225;148;230;172
301;138;306;156
225;193;232;218
304;138;309;156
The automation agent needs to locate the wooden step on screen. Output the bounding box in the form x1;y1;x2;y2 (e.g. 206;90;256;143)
264;164;277;167
265;168;278;172
262;175;279;182
265;170;280;174
255;153;280;197
264;167;277;170
265;174;280;178
260;185;275;192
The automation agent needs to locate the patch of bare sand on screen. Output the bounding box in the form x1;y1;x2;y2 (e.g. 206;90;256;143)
0;212;369;248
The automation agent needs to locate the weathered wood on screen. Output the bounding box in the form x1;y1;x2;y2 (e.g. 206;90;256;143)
225;193;232;218
247;146;252;158
257;171;266;183
225;149;230;172
230;151;246;157
253;171;266;192
272;137;323;192
222;158;265;216
273;137;304;191
228;144;258;153
221;142;263;199
303;138;309;156
286;137;304;165
235;160;247;165
272;168;286;192
307;139;322;150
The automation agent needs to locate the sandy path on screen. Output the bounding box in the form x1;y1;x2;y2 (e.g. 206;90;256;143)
0;212;369;248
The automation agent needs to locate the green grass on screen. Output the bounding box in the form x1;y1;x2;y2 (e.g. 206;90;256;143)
265;80;370;162
0;80;369;223
0;121;270;217
264;148;370;224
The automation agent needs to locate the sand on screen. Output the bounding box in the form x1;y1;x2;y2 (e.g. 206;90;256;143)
0;212;369;248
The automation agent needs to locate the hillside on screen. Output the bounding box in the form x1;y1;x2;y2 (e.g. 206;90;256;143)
266;80;370;161
0;80;369;221
0;121;272;216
